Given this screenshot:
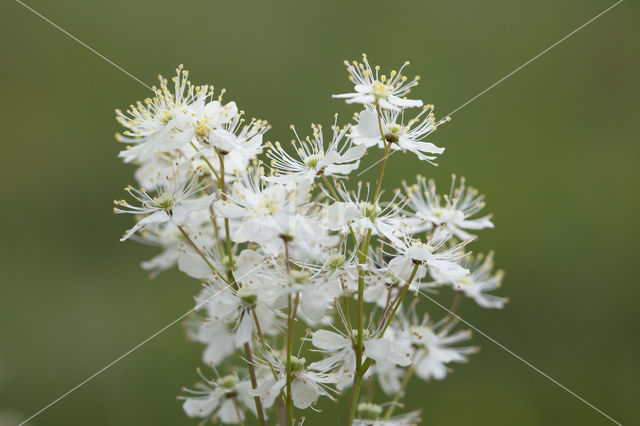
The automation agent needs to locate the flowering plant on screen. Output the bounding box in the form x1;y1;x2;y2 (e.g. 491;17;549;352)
113;54;506;425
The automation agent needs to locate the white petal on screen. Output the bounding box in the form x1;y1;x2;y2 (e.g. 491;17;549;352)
234;313;253;347
389;96;423;108
312;330;348;350
182;394;220;418
291;377;319;409
355;110;381;139
218;398;244;424
120;210;170;241
178;252;213;279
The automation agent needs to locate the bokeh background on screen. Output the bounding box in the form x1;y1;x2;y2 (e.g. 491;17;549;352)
1;0;638;425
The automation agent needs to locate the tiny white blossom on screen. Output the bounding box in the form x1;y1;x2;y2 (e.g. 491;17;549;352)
364;327;413;367
325;182;407;241
354;403;421;425
193;280;277;356
352;106;448;164
308;329;357;390
114;167;213;241
190;113;268;168
251;352;337;409
451;252;507;309
333;54;423;110
386;227;470;284
409;322;478;381
266;117;365;183
116;66;205;163
404;175;494;239
215;170;320;253
180;371;254;424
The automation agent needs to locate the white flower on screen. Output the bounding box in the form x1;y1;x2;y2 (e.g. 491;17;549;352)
192;280;277;358
352;106;448;164
188;315;236;366
251;353;337;409
453;252;507;309
354;403;421;425
404;175;494;239
133;225;183;276
190;113;268;168
188;97;239;149
324;182;408;241
132;153;175;191
114;167;213;241
282;268;343;325
333;54;423;110
364;327;413;367
266;117;365;183
386;227;470;284
371;360;402;396
116;65;205;163
180;372;254;424
409;323;478;381
215;171;318;253
308;329;357;390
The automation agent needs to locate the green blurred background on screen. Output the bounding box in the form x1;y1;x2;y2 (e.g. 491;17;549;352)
1;0;638;424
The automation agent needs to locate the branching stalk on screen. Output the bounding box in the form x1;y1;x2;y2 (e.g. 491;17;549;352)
243;341;267;426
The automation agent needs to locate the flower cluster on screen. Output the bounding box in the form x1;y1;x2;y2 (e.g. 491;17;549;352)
113;55;506;426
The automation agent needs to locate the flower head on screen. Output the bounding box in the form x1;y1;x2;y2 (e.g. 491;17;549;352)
180;370;255;424
352;105;449;164
408;320;478;381
116;65;206;163
334;54;423;110
404;175;494;239
266;116;365;183
114;166;213;241
453;252;507;309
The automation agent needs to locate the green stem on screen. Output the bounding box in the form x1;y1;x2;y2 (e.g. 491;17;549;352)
347;262;422;425
379;263;420;337
243;341;267;426
321;175;358;247
321;174;340;200
346;372;364;425
216;149;237;284
177;225;227;284
373;103;391;203
286;293;294;426
283;239;294;426
190;141;221;182
231;398;245;426
346;104;399;425
251;309;279;380
356;228;372;357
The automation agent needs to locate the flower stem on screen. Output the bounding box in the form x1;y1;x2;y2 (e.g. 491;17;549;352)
356;228;371;358
383;359;416;420
177;225;227;283
251;309;279;380
443;291;463;326
373;103;391;203
243;341;267;426
283;239;294;426
378;263;420;337
286;293;294;425
189;141;221;182
346;372;364;425
347;262;421;426
346;110;393;423
216;149;237;287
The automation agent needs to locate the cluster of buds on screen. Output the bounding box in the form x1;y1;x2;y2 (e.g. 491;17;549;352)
113;54;506;425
